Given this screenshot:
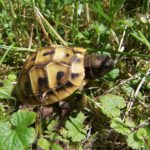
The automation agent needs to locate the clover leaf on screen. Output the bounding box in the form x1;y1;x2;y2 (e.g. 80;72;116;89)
99;94;126;118
37;137;50;150
0;79;15;100
126;126;150;149
110;118;131;136
0;110;36;150
11;110;36;127
65;112;87;142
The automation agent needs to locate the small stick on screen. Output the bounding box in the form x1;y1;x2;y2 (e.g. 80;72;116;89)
85;3;90;24
123;69;150;120
34;8;52;46
134;69;150;97
108;74;140;92
34;7;68;46
28;24;34;49
23;8;26;22
136;118;150;129
0;45;35;52
114;25;127;65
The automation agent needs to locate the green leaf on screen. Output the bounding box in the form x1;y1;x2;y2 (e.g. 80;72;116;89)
50;132;62;142
92;2;111;21
121;18;134;27
99;94;126;118
65;112;86;142
50;143;63;150
0;104;7;121
49;131;69;144
11;110;36;127
37;137;50;150
91;22;107;36
0;0;5;8
126;133;141;149
105;68;120;79
121;84;134;97
47;120;58;131
137;126;150;141
60;127;68;139
124;117;135;128
109;0;125;17
140;16;148;24
8;74;17;81
136;126;150;149
110;118;131;136
121;84;145;100
0;79;15;100
47;120;69;144
126;126;150;149
131;31;150;50
0;121;36;150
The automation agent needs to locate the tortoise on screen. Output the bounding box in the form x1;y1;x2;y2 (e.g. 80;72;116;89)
17;45;113;105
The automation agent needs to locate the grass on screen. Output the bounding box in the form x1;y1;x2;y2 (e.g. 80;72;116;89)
0;0;150;149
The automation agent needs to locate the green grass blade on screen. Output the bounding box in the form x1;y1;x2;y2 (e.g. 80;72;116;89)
131;31;150;51
0;44;14;65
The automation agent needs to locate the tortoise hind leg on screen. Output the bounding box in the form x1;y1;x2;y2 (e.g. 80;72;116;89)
58;93;88;119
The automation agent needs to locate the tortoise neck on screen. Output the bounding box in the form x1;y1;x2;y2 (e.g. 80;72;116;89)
84;54;95;79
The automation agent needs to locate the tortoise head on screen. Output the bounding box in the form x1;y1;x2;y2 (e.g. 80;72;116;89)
84;54;114;78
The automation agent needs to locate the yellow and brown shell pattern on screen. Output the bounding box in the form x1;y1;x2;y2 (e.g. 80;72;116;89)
17;45;86;105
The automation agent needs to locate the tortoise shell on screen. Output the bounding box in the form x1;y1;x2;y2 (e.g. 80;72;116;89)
17;45;86;105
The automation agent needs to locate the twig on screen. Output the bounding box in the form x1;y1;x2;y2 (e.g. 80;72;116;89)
108;74;140;92
86;96;102;109
85;3;90;24
123;90;135;121
23;8;26;22
0;45;36;52
28;24;34;48
34;7;68;46
123;69;150;120
0;44;14;65
34;8;52;46
136;118;150;129
114;25;128;65
134;69;150;98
